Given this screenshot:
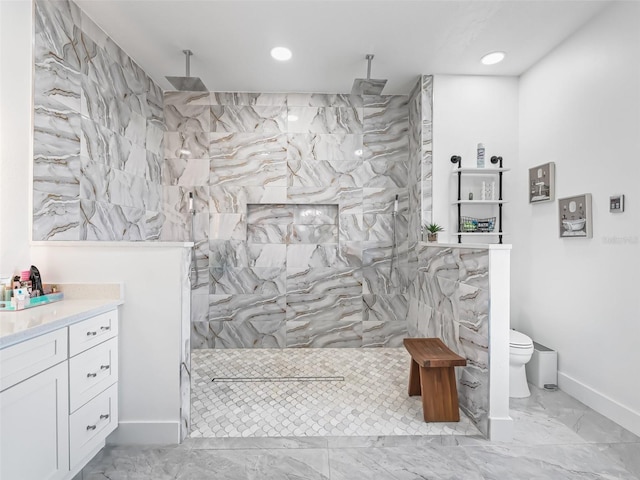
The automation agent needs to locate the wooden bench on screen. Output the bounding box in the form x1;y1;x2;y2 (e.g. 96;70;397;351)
403;338;467;422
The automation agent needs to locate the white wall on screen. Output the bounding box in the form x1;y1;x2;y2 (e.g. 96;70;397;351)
432;75;519;244
31;244;189;444
514;1;640;435
0;1;32;274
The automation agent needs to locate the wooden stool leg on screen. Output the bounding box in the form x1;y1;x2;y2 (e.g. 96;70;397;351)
408;359;421;396
419;366;460;422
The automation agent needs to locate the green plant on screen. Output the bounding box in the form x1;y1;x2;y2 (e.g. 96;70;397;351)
422;223;444;234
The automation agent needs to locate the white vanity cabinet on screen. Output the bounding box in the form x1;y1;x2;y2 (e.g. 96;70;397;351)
67;310;119;471
0;306;120;480
0;329;70;480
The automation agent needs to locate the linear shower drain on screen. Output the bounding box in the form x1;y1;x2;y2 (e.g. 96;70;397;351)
211;376;344;383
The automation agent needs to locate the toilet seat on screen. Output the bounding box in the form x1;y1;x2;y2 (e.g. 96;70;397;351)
509;330;533;348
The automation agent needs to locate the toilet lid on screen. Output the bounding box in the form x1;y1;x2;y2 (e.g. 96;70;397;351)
510;330;533;347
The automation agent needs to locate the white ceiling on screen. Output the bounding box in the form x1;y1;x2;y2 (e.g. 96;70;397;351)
76;0;610;95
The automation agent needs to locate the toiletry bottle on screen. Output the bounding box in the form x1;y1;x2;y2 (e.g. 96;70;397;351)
477;143;485;168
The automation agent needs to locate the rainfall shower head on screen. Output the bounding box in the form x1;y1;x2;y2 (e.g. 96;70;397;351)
351;54;387;95
166;50;208;92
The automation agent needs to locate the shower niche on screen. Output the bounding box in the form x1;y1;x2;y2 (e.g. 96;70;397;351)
246;204;339;244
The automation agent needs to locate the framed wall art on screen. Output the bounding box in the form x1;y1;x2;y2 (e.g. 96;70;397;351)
558;194;592;238
529;162;555;203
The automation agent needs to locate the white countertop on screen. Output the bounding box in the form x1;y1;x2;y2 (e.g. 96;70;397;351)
0;298;123;349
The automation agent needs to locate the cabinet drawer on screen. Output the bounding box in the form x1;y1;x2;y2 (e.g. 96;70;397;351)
0;329;68;391
69;382;118;469
69;310;118;357
69;337;118;412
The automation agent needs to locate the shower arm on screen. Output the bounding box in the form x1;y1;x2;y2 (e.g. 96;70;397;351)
366;54;374;80
183;49;193;77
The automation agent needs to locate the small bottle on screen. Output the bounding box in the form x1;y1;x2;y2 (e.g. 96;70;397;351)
477;143;485;168
469;192;473;200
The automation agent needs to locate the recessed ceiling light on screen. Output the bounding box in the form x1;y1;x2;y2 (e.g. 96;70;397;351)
481;51;505;65
287;114;298;122
271;47;292;61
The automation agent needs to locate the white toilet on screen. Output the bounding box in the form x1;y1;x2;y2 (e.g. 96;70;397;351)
509;329;534;398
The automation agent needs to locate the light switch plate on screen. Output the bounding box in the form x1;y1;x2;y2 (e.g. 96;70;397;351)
610;194;624;213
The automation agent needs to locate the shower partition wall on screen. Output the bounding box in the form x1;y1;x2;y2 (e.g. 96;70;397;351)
162;92;423;349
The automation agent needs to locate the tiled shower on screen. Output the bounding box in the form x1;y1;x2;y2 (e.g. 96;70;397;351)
161;89;432;349
30;0;493;440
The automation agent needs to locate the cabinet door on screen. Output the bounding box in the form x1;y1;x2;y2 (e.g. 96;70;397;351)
0;362;69;480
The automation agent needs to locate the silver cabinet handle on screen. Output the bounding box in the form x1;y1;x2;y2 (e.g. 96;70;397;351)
86;331;97;336
100;364;110;370
86;425;96;431
87;372;97;378
100;325;111;331
100;414;110;420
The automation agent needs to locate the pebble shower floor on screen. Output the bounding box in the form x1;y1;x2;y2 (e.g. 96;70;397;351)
190;348;481;438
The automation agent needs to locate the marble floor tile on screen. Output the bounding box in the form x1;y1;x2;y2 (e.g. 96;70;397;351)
190;348;479;438
463;443;638;479
79;353;640;480
329;445;484;480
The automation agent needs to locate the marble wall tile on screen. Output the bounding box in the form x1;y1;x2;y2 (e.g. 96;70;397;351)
35;0;165;242
362;187;408;215
208;294;286;322
34;62;81;112
191;293;210;324
32;192;81;240
362;320;407;347
338;214;365;242
286;267;362;296
34;0;81;73
362;294;408;322
287;93;362;108
361;264;408;295
210;133;287;187
246;224;288;244
209;186;287;213
33;105;81;159
163;158;210;186
286;245;350;269
209;241;286;268
33;156;81;199
293;204;338;225
80;161;161;212
287;107;363;134
210;266;286;295
164;91;211;107
78;199;162;241
361;158;408;188
286;319;363;348
208;240;248;268
288;158;365;187
287;187;363;215
211;105;287;133
286;293;362;323
288;225;338;244
246;204;293;225
164;132;209;159
287;133;363;161
363;213;408;243
164;104;210;132
203;318;286;348
211;92;287;106
81;117;140;171
210;213;245;240
146;123;164;156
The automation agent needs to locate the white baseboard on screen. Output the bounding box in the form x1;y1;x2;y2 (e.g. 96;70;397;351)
488;415;513;442
106;421;181;445
558;371;640;437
